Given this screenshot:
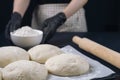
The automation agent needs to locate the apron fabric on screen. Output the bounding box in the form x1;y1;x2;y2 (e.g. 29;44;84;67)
31;4;87;32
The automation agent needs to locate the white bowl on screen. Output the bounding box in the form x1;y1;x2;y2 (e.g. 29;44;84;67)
10;30;43;48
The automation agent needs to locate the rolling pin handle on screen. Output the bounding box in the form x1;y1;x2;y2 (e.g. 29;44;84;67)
72;36;82;46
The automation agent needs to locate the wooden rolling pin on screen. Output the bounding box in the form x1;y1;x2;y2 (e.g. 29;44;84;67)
72;36;120;69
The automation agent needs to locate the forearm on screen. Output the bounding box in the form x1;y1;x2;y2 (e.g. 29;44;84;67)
13;0;30;17
63;0;88;18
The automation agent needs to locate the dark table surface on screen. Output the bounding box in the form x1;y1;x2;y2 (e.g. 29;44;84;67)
0;32;120;73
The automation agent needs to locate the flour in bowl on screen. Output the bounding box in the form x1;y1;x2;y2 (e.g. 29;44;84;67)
12;26;41;37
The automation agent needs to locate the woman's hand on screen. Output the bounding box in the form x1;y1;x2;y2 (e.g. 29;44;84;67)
5;12;22;40
40;12;67;43
5;0;30;40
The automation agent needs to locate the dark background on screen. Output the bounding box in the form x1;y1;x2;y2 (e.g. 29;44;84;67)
0;0;119;33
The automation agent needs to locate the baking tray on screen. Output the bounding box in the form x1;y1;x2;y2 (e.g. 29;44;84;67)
48;45;114;80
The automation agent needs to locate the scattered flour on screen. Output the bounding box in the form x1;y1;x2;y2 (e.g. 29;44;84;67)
12;26;41;37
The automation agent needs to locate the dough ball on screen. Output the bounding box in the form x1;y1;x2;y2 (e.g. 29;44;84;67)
28;44;63;63
2;60;48;80
45;54;90;76
0;46;29;67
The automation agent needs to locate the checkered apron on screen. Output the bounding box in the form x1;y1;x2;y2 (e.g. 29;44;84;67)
31;4;87;32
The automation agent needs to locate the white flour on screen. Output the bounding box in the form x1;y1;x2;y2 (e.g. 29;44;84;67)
12;26;40;37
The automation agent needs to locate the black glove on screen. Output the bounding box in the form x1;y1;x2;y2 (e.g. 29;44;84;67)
5;12;22;40
40;12;67;43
